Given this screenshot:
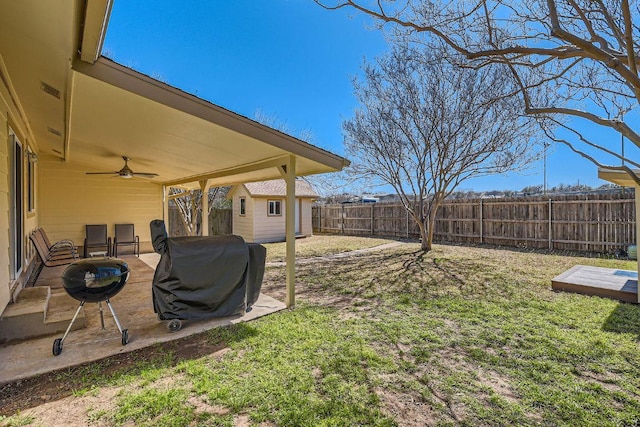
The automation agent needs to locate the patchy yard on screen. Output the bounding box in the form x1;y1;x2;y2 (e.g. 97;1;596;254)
2;240;640;426
262;234;399;262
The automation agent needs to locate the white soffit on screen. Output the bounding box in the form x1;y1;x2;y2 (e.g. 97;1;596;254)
0;0;83;153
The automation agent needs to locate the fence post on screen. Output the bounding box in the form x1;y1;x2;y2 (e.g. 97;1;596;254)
371;204;374;235
406;209;409;239
479;199;483;244
318;205;322;233
341;203;345;235
548;199;553;250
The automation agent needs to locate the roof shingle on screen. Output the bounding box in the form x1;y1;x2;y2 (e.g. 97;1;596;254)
243;179;318;198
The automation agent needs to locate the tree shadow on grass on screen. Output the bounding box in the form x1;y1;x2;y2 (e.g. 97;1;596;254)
290;247;489;305
602;302;640;338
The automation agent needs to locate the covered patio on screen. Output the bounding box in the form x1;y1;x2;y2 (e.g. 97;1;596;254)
0;0;348;383
0;254;285;384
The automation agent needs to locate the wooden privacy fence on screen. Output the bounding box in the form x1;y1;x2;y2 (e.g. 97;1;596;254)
312;193;636;253
168;207;232;237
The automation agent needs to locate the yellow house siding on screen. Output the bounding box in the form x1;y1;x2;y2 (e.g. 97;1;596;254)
0;105;10;313
232;185;254;242
253;197;286;243
22;197;38;272
23;150;38;273
0;58;37;314
39;159;162;252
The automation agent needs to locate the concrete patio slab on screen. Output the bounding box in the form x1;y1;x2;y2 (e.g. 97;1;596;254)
0;254;285;385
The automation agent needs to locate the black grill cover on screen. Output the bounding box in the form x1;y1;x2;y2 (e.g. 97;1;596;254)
150;220;265;320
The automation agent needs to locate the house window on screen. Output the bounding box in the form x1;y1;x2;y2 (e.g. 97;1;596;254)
239;197;246;216
268;200;282;216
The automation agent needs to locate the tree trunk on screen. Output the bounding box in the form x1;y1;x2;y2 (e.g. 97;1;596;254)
423;215;437;252
420;226;432;252
406;202;440;252
420;203;439;252
414;215;432;252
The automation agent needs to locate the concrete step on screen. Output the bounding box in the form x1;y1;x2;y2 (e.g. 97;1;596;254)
45;290;86;332
0;287;85;343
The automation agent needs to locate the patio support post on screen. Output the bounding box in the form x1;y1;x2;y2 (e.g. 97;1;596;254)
279;155;296;308
636;185;640;303
199;179;210;236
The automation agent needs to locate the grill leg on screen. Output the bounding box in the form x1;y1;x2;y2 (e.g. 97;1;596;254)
105;297;129;346
99;301;105;329
60;301;85;345
105;297;124;334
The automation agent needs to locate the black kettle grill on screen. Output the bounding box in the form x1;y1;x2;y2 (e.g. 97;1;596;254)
52;258;130;356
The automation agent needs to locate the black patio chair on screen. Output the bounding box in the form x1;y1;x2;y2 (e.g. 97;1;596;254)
84;224;111;258
113;223;140;257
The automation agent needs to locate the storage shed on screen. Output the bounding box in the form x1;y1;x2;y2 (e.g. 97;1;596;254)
228;179;318;243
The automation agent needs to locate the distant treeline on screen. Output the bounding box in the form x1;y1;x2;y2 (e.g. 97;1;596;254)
317;183;623;205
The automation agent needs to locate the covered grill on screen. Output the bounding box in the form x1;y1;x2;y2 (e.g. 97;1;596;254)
53;258;130;356
62;258;129;302
150;219;266;332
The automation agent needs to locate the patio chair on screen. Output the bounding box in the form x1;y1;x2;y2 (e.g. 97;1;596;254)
83;224;111;258
113;223;140;257
29;230;78;267
36;227;78;258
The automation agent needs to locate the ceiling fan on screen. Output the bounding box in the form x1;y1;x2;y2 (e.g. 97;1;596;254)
85;156;159;179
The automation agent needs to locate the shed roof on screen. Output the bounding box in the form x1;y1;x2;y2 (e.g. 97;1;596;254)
241;179;319;198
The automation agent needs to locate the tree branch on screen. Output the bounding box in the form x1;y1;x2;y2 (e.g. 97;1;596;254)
526;106;640;147
542;127;640;186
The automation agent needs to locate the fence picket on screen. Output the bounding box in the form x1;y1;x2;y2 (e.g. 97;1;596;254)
312;193;636;254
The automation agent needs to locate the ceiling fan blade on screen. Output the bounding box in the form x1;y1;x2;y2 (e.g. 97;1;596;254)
85;157;158;179
132;172;159;178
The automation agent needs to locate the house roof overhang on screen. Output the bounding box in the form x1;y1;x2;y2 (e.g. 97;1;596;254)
0;0;349;190
597;168;640;187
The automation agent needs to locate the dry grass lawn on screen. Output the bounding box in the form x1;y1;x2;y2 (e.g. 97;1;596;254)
2;238;640;426
262;234;399;262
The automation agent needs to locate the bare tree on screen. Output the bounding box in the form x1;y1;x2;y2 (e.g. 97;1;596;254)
170;187;230;236
315;0;640;184
345;45;539;251
253;109;368;195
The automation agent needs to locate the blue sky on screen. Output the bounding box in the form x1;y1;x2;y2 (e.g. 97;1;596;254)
103;0;623;193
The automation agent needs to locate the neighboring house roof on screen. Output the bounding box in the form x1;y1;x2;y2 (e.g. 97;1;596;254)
229;179;319;199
